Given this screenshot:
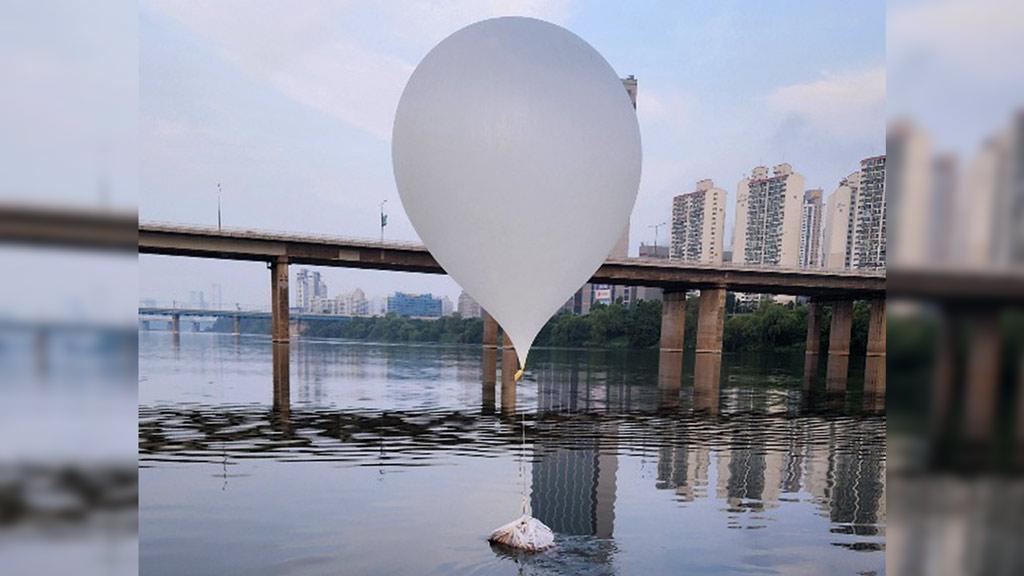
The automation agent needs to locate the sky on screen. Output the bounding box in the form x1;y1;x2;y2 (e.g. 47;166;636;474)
137;0;885;309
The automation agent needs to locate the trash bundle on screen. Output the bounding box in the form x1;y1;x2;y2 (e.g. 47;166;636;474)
488;514;554;552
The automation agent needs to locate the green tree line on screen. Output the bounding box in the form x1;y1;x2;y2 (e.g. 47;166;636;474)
208;296;871;354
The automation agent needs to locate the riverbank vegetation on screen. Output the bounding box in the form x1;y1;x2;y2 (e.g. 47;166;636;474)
207;295;871;354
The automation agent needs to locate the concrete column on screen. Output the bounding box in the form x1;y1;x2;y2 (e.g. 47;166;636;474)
481;348;497;415
805;301;822;355
826;300;853;394
500;345;518;416
482;310;498;349
694;288;726;413
695;288;726;354
864;299;886;398
803;301;822;391
930;310;956;439
270;257;289;344
171;314;180;335
1017;350;1024;464
658;348;683;388
272;343;290;417
233;315;241;336
660;291;686;352
964;312;999;444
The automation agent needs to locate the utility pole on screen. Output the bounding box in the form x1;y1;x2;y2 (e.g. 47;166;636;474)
648;221;667;252
379;199;388;244
216;183;223;231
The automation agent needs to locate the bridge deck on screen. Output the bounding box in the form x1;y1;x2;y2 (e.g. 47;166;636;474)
139;223;885;299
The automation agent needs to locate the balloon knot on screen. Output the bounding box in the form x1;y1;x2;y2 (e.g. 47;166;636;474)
514;368;524;382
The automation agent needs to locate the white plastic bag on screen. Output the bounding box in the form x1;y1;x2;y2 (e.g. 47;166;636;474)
488;514;555;552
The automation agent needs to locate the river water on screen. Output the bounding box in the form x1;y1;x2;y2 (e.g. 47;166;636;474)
139;332;885;575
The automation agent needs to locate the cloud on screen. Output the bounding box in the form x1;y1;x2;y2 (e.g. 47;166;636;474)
377;0;574;48
638;87;694;132
765;67;885;141
889;0;1024;82
146;0;574;141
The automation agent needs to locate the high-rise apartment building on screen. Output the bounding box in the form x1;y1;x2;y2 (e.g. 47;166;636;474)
887;120;931;267
313;271;327;298
823;172;857;270
959;135;1003;266
984;110;1024;267
295;269;309;311
456;290;481;318
930;154;957;264
295;268;329;311
670;179;726;264
799;189;824;268
850;155;887;270
820;155;888;271
732;164;806;267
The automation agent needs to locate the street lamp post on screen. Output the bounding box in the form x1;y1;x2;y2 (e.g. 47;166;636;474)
648;221;667;253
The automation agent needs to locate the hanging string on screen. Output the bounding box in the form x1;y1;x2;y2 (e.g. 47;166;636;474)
520;399;528;516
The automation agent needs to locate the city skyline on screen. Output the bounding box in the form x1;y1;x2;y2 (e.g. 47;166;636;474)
140;151;887;310
138;1;884;308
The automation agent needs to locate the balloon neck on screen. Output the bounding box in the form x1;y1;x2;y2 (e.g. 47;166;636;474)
514;368;524;382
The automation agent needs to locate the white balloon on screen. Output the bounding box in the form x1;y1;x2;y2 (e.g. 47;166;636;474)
392;17;641;368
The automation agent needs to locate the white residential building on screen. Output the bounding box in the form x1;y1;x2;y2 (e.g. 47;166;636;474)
457;291;481;318
733;164;805;268
799;189;824;268
823;173;858;270
670;179;726;264
850;155;887;270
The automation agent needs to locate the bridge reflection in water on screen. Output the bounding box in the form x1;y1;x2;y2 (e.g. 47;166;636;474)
139;334;886;570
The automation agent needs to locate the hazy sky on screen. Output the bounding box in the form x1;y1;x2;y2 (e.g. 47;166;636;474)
138;0;885;309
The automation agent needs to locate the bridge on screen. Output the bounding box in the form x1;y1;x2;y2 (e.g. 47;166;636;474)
17;204;1024;413
135;222;889;405
138;222;884;297
137;306;357;335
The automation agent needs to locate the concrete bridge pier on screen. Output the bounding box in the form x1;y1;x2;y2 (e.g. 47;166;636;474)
864;299;886;398
803;301;822;391
930;310;956;439
963;311;999;445
233;315;241;336
170;313;180;335
482;348;497;415
694;288;725;414
500;345;519;417
660;291;687;353
657;351;683;409
482;310;498;349
658;290;687;400
270;257;289;344
826;300;853;394
272;343;290;416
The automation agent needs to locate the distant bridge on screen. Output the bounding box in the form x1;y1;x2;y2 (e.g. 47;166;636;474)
138;307;357;322
137;306;362;335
